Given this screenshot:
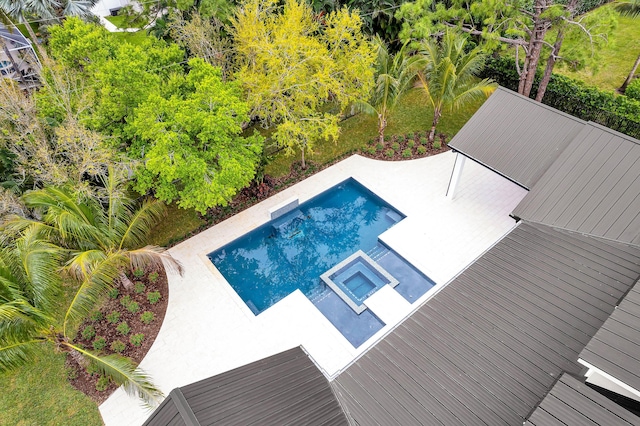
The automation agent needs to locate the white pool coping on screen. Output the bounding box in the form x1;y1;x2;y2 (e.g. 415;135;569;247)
99;152;528;425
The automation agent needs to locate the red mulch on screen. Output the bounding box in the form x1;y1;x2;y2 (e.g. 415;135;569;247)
66;266;169;403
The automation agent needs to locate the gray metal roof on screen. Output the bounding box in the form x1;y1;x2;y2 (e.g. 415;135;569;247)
332;222;640;425
580;279;640;393
513;123;640;246
0;24;30;48
448;87;586;189
525;373;639;425
144;347;349;426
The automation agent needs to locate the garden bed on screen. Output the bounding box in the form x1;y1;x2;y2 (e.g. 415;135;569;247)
66;266;169;403
359;130;449;161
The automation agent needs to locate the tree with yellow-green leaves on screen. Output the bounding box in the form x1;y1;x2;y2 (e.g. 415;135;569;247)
231;0;375;169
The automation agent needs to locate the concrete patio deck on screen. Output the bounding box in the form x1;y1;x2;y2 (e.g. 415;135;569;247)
99;152;528;425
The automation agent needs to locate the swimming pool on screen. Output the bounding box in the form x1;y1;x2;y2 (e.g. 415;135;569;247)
208;178;404;315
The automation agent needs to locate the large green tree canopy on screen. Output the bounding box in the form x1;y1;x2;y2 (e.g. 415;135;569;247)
130;59;263;213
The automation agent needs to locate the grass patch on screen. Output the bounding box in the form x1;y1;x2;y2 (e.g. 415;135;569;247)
265;88;486;177
0;344;102;426
147;203;206;247
111;30;150;46
105;15;148;29
554;5;640;92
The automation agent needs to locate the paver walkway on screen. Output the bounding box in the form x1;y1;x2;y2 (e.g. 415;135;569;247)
99;153;528;425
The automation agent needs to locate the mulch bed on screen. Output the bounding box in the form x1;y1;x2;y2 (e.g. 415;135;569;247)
66;266;169;403
358;130;450;161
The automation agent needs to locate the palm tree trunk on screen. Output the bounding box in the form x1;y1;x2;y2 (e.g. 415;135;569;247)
428;109;441;144
300;146;306;170
378;113;387;145
119;271;134;291
619;52;640;94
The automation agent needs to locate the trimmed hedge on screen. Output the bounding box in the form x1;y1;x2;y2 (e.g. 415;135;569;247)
626;78;640;101
481;56;640;139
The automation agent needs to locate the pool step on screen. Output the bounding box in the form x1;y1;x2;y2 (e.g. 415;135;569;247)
367;244;390;261
271;209;305;236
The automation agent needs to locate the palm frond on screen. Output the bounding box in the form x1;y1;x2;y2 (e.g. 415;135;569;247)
67;343;164;407
119;198;167;250
0;336;45;372
616;0;640;17
128;246;184;276
353;100;377;115
63;250;125;335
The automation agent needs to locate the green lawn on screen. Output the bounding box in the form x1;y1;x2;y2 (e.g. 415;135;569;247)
554;4;640;92
0;345;103;426
105;15;148;29
147;203;206;247
265;88;486;177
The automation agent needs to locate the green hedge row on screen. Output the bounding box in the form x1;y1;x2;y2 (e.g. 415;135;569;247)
481;56;640;139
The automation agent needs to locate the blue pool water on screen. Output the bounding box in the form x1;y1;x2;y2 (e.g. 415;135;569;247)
208;179;404;315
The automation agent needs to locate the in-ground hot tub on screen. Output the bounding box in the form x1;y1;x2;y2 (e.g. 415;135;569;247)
321;250;398;314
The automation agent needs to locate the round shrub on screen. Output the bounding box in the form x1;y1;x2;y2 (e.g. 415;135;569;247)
375;142;384;152
110;340;126;353
391;142;400;151
95;375;110;392
385;149;394;158
402;149;412;158
433;140;442;150
147;291;161;304
140;311;155;324
92;336;106;351
417;146;427;155
407;140;415;148
420;137;428;145
134;282;145;294
106;311;120;324
130;333;144;347
116;321;131;335
81;325;96;340
407;132;414;139
108;288;119;299
90;311;103;322
127;301;140;314
133;268;145;278
148;271;159;283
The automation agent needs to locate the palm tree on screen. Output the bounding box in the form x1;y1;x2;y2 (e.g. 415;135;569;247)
3;167;182;298
357;36;422;145
0;227;162;405
616;0;640;94
416;30;497;144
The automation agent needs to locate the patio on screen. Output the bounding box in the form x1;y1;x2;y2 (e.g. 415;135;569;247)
99;152;528;425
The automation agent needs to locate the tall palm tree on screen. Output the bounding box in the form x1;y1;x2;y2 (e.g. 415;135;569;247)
417;30;497;144
616;0;640;93
0;227;162;405
357;36;422;144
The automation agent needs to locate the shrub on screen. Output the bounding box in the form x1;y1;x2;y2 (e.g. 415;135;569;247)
385;148;394;158
120;295;132;308
92;336;106;351
66;367;78;380
402;149;412;158
116;321;131;335
133;268;145;278
89;311;103;322
375;142;384;151
391;142;400;151
110;340;126;353
396;135;405;142
106;311;120;324
433;140;442;150
364;146;376;155
134;282;145;294
148;271;159;283
129;333;144;347
147;291;161;304
140;311;155;324
81;325;96;340
127;301;140;314
626;79;640;102
407;132;414;139
86;362;100;376
407;140;415;148
108;288;119;299
420;137;428;145
95;375;110;392
417;146;427;155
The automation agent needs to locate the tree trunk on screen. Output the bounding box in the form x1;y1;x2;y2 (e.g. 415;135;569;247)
619;52;640;94
119;271;134;291
378;113;387;145
518;0;550;97
535;27;566;102
428;109;441;144
300;145;306;170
